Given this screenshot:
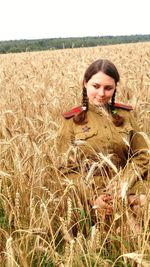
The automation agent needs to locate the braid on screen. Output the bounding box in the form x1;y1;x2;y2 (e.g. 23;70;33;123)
111;89;124;127
111;88;117;110
73;87;88;124
111;88;116;112
82;87;89;111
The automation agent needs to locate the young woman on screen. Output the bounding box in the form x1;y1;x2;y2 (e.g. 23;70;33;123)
56;59;149;231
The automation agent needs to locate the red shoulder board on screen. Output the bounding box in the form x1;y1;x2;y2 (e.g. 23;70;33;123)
62;106;82;119
114;102;133;110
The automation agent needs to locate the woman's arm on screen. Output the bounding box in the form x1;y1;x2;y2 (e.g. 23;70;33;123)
56;118;81;174
121;112;150;190
56;118;74;155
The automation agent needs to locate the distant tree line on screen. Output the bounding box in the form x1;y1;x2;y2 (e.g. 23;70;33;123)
0;34;150;54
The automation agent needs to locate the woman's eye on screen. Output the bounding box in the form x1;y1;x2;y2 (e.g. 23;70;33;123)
93;84;99;89
105;86;113;91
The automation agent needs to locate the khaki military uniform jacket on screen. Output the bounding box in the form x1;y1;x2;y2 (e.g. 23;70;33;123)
56;104;150;196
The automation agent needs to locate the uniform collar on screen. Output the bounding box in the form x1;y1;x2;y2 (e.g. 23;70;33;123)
88;103;110;115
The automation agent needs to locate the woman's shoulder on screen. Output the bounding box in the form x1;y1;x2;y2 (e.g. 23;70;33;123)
111;102;133;111
111;102;134;120
113;103;140;130
62;105;82;119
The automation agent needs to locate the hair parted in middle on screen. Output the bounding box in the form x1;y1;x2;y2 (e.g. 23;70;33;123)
73;59;124;126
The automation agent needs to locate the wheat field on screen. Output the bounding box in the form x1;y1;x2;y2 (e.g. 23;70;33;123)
0;42;150;266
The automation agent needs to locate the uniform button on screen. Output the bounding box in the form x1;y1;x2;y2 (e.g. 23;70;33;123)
104;125;107;128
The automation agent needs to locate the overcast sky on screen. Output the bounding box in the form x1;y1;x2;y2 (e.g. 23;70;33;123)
0;0;150;41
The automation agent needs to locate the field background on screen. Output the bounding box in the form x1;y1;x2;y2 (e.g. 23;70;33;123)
0;42;150;266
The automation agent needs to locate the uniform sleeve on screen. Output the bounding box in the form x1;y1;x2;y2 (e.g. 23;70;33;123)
121;111;150;189
55;117;81;174
56;118;74;155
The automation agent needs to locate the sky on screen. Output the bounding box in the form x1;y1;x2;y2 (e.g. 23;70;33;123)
0;0;150;41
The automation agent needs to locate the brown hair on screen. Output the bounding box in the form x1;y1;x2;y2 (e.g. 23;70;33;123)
73;59;124;126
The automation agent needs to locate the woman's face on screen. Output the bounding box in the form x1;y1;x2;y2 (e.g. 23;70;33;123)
84;71;116;106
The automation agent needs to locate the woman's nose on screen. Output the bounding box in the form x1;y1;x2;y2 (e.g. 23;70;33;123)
98;87;105;96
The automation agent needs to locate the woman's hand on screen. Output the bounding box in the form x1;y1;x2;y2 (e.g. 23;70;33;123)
93;194;113;216
128;194;146;215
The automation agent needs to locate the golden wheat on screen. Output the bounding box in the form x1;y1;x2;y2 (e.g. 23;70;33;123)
0;42;150;266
